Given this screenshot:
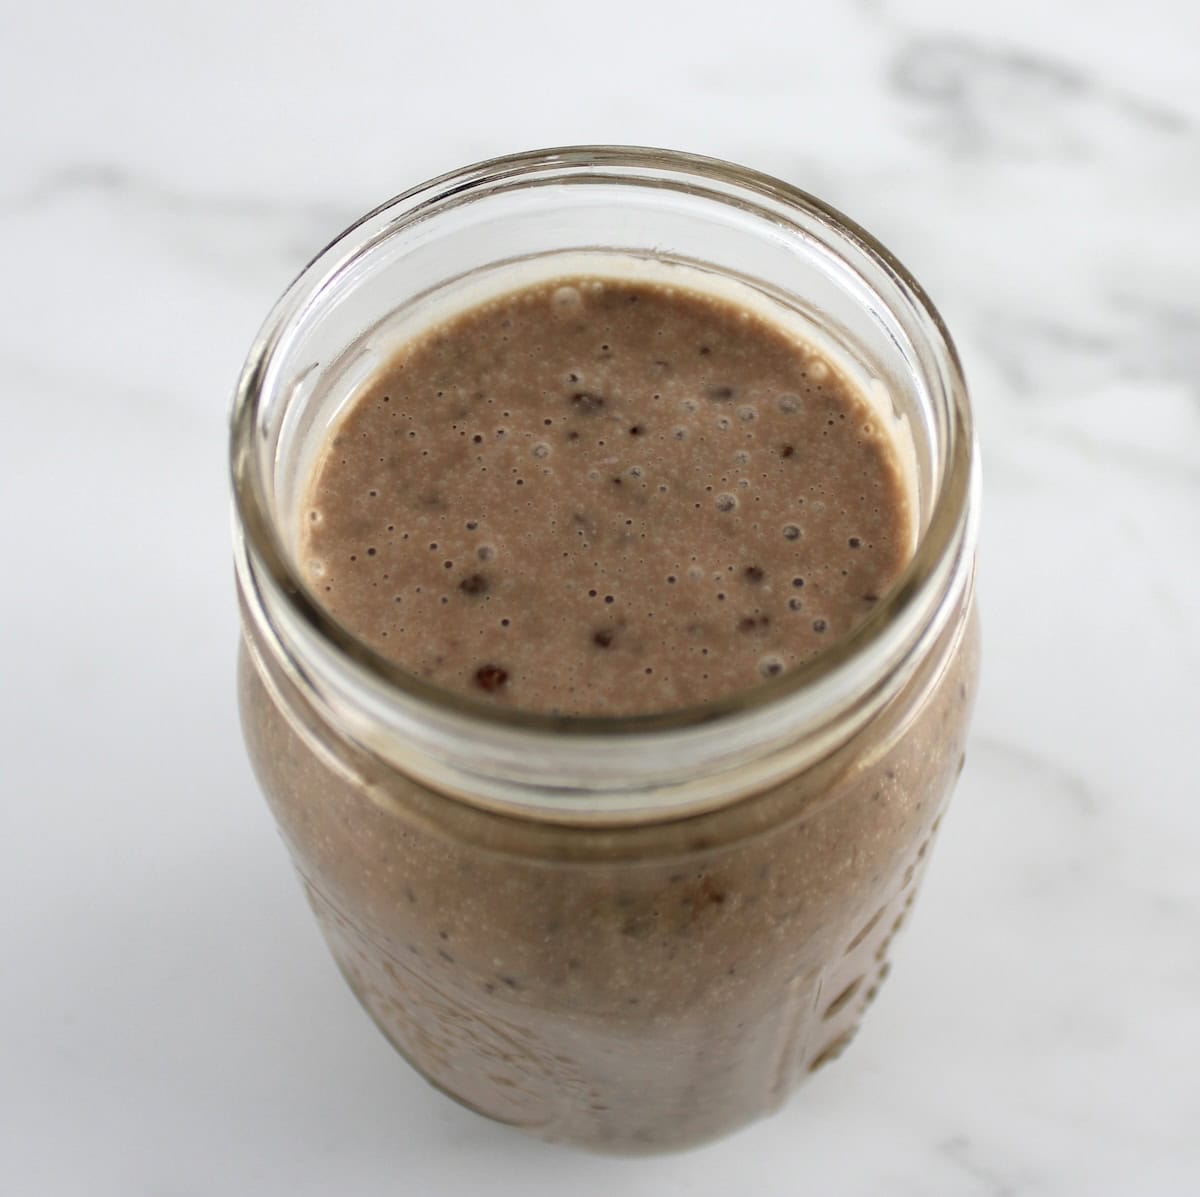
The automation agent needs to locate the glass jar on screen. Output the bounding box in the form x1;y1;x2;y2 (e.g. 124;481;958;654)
231;147;979;1153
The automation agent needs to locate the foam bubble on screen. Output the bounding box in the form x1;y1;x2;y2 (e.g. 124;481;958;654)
551;286;583;315
714;493;738;512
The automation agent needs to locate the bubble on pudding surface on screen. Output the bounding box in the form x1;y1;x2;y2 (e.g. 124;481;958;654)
782;524;801;541
714;493;738;513
807;358;830;381
551;286;583;316
737;405;757;423
531;442;551;459
778;395;801;414
307;509;323;526
307;558;327;579
758;655;784;678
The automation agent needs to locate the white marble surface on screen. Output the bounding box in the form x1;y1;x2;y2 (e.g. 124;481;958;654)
3;1;1198;1193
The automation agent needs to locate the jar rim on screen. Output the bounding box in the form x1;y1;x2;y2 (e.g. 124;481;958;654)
231;145;975;751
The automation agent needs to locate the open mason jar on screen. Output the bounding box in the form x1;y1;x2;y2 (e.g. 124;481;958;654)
231;147;980;1153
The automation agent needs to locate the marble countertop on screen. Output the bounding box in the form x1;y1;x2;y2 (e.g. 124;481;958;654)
3;1;1198;1193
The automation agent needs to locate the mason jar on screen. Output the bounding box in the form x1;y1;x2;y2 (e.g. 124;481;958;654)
231;147;980;1153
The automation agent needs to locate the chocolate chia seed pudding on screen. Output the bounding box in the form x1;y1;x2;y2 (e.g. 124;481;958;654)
232;150;979;1153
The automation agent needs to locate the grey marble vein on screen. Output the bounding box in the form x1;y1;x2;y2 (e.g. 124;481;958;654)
890;35;1195;157
1;162;353;279
938;1134;1024;1197
972;735;1101;816
2;162;347;227
977;297;1200;400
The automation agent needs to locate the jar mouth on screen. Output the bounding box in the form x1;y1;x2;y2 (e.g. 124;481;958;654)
231;146;975;745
